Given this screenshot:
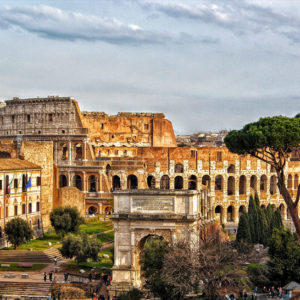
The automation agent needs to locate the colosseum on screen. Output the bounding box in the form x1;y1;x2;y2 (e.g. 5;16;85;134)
0;96;299;229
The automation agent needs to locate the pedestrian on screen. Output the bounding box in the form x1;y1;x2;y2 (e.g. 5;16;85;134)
278;286;283;298
54;256;57;266
253;286;258;297
271;286;275;298
64;273;69;282
92;292;97;300
43;272;47;282
49;272;53;282
263;286;267;294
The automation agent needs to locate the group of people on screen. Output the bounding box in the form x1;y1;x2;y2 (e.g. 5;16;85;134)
43;271;53;282
262;286;283;298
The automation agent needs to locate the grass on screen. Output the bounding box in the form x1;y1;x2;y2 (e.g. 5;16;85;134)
0;263;47;271
64;247;114;274
97;231;114;244
79;220;113;235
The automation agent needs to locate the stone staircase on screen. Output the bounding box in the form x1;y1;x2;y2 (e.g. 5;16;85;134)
0;281;52;297
43;246;63;261
0;250;52;263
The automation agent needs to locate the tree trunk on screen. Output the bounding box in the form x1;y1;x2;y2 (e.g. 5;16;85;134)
277;177;300;245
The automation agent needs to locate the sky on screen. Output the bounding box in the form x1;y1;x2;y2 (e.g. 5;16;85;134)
0;0;300;134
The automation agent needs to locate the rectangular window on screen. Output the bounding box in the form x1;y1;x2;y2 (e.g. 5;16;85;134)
124;150;127;156
191;150;196;157
14;205;18;216
29;203;32;214
48;114;53;122
0;180;2;190
12;115;15;123
36;202;40;212
37;177;41;186
144;124;149;130
14;178;18;189
22;204;26;214
27;114;31;122
100;123;104;129
217;151;222;161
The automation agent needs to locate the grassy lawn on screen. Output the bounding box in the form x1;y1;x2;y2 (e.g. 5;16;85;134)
97;231;114;244
64;247;114;274
0;263;47;271
17;231;61;251
79;220;113;235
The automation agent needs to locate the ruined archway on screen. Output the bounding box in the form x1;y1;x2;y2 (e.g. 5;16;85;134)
160;175;170;190
215;205;224;224
239;175;246;195
174;176;183;190
188;175;197;190
89;175;97;192
74;175;83;191
127;175;138;189
227;176;235;195
270;175;277;195
250;175;257;191
202;175;210;189
147;175;155;189
75;143;83;160
227;164;235;173
227;205;234;222
88;206;97;215
59;174;68;188
260;175;267;192
113;175;121;190
215;175;223;191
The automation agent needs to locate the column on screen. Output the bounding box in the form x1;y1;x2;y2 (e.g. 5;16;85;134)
68;140;72;165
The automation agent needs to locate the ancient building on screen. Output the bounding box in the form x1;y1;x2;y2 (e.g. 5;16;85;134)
0;158;42;247
0;96;299;226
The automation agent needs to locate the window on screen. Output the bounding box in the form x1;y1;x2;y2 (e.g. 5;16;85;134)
22;204;26;214
14;205;18;216
144;124;149;130
217;151;222;161
14;179;18;189
27;114;31;122
62;130;65;134
29;203;32;214
5;206;8;217
191;150;196;157
19;131;22;134
36;202;40;212
0;180;2;190
38;130;41;134
124;150;127;156
100;123;104;129
37;176;41;186
48;114;53;122
12;115;15;123
115;150;119;155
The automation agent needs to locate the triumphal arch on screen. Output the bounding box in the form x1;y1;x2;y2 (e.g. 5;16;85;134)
109;188;217;295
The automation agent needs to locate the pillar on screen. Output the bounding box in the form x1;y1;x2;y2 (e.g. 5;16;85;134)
68;140;72;165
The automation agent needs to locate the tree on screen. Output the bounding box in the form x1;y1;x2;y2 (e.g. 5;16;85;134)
60;233;101;263
4;217;33;249
236;212;251;243
225;116;300;244
50;206;84;237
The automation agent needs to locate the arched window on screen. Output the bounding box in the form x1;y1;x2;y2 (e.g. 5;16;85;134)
174;176;183;190
160;175;170;190
227;176;235;195
74;175;83;190
14;205;18;216
215;175;223;191
147;176;155;189
75;144;83;160
89;175;97;192
270;165;276;173
227;164;235;173
106;164;111;176
62;144;68;160
215;206;223;223
174;163;184;173
188;175;197;190
260;175;267;192
202;175;210;188
288;174;293;189
113;175;121;190
59;174;68;188
239;175;246;195
88;206;97;215
270;175;277;195
36;202;40;212
22;204;26;214
227;205;234;222
295;174;299;190
250;175;257;191
127;175;138;189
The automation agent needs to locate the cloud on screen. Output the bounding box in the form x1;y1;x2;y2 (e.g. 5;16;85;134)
140;0;300;39
0;5;171;45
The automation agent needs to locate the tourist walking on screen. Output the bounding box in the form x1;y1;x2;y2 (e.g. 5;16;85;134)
54;256;57;266
43;272;47;282
64;272;69;282
49;271;53;282
278;286;283;298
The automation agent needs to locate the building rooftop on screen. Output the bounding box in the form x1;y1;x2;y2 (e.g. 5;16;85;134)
0;158;41;171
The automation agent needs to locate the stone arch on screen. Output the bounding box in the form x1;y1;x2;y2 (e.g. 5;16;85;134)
288;174;293;189
279;203;285;219
294;174;299;189
127;175;138;189
260;175;267;192
174;176;183;190
239;205;246;216
174;163;184;173
270;175;277;195
227;176;235;195
202;175;210;188
227;164;235;173
89;175;97;192
74;175;83;191
61;143;68;160
239;175;246;195
188;175;197;190
88;206;98;215
113;175;121;190
215;175;223;191
250;175;257;191
75;143;83;160
227;205;235;222
59;174;68;188
215;205;224;223
106;164;111;176
0;151;11;158
147;175;155;189
160;175;170;190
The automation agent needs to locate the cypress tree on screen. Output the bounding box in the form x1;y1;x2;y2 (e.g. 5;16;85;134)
254;192;260;208
248;195;258;243
236;212;251;243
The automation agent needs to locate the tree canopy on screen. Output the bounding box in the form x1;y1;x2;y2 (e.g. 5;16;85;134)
4;217;33;249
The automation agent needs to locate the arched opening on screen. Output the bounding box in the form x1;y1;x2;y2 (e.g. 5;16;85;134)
279;204;285;219
227;164;235;173
89;175;97;192
174;163;184;173
38;219;40;230
174;176;183;190
239;205;246;217
0;151;11;158
227;205;234;222
260;175;267;192
188;175;197;190
147;176;155;189
270;165;276;173
250;175;257;191
288;174;293;189
270;175;277;195
202;175;210;188
294;174;299;190
227;176;235;195
22;204;26;214
261;204;266;210
215;175;223;191
239;175;246;195
113;175;121;190
215;205;223;223
74;175;83;191
105;207;112;215
160;175;170;190
59;174;68;188
127;175;138;189
75;144;83;160
88;206;97;215
62;144;68;160
106;164;111;176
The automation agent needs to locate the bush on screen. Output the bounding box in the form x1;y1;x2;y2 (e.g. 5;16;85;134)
118;288;144;300
246;263;269;287
52;285;86;299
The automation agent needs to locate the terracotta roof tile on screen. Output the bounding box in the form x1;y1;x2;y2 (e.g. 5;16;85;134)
0;158;41;171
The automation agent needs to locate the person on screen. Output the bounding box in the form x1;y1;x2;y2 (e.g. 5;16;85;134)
46;294;51;300
98;295;105;300
54;256;57;266
43;272;47;282
253;286;258;297
229;294;236;300
271;286;275;298
64;273;69;282
92;292;97;300
263;286;267;294
278;286;283;298
89;272;92;282
49;272;53;282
